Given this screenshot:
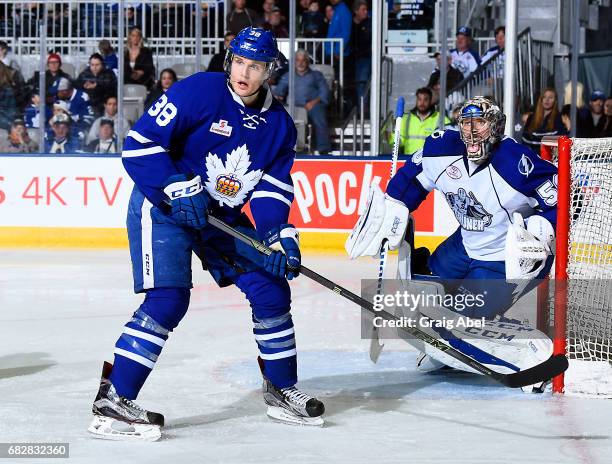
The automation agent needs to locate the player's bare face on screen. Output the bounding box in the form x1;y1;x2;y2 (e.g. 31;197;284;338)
230;55;267;100
460;117;489;156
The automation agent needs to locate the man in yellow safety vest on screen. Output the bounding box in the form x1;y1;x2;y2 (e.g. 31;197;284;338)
390;87;450;155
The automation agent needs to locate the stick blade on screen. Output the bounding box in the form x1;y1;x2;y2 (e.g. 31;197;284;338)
500;354;569;388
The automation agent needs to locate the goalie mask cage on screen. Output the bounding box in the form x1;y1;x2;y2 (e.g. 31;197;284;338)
539;136;612;397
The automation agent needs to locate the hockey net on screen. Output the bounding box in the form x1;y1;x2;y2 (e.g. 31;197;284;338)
539;136;612;397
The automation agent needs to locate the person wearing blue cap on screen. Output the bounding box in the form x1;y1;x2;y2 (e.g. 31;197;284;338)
450;26;481;78
578;90;607;137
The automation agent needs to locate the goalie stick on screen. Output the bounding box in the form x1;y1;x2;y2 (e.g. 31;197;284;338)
207;215;569;389
371;96;405;363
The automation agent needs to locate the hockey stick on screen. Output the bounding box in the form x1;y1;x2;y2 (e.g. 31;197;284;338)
370;96;406;363
207;215;569;389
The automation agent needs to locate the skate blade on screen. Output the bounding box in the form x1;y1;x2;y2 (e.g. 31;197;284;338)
266;406;324;427
88;415;161;441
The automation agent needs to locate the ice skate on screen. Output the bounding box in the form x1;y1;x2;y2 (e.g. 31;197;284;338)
88;362;164;441
262;376;325;427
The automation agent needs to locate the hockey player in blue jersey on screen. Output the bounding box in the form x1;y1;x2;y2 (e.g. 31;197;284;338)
346;96;557;370
89;28;324;441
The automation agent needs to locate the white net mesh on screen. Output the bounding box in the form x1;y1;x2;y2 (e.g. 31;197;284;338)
550;138;612;397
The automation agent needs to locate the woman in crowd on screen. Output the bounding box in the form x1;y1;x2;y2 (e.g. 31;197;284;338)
0;62;17;130
124;27;155;89
144;68;178;109
522;87;566;150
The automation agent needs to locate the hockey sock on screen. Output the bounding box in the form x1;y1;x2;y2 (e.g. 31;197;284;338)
253;313;298;389
109;288;189;399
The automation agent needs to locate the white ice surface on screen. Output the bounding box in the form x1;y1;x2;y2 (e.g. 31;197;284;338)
1;250;612;464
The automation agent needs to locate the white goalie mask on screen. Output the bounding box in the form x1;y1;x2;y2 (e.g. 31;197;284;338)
457;97;506;164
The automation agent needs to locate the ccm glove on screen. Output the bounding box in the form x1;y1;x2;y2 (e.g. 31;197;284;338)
162;174;210;229
263;224;301;280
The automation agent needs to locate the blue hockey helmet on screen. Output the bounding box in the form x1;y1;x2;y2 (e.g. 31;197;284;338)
457;96;506;164
229;27;279;63
224;27;278;79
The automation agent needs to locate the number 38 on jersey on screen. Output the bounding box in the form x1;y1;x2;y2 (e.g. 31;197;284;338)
148;94;178;127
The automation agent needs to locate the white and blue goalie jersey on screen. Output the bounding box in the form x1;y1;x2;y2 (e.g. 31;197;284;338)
387;129;558;261
122;72;297;238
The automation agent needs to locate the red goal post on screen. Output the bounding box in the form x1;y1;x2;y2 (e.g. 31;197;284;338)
539;135;612;397
539;135;571;394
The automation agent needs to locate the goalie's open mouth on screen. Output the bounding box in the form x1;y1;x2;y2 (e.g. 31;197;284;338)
467;143;480;154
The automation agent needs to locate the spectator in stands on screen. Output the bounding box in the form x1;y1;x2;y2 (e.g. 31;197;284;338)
51;99;88;142
207;32;236;73
0;119;38;153
264;6;288;38
325;0;352;60
98;40;119;75
0;45;27;111
0;62;17;130
522;88;565;150
560;104;571;133
0;40;19;71
76;53;118;116
481;26;505;78
577;90;607;138
604;97;612;137
351;1;371;100
262;0;277;24
27;53;73;104
300;0;325;38
324;4;334;34
450;27;480;78
45;113;82;154
390;87;449;155
144;68;178;109
274;49;331;154
85;119;117;153
226;0;263;35
55;77;95;136
427;52;464;99
24;94;41;129
87;95;132;144
124;27;155;89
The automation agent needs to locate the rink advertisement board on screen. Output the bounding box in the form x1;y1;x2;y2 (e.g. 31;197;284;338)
0;155;457;248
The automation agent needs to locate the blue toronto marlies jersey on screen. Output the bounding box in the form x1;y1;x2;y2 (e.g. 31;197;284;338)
387;129;558;261
122;72;297;238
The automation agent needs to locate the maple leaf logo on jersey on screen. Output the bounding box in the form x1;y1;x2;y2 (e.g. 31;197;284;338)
204;144;263;207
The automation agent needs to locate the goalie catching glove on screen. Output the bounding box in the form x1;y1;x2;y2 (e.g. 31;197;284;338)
345;183;410;259
162;174;210;229
505;212;555;280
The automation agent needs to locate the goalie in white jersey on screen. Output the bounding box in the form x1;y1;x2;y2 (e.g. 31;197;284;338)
347;96;557;319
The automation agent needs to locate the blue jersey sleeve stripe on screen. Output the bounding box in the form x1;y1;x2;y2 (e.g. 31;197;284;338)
262;174;294;193
127;130;154;144
122;146;167;158
251;191;293;207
